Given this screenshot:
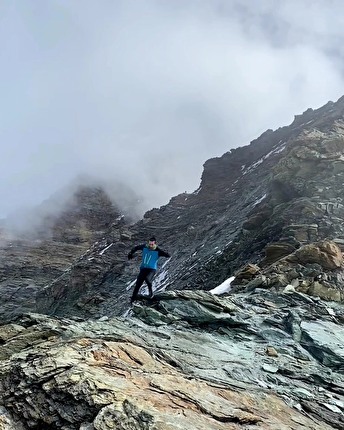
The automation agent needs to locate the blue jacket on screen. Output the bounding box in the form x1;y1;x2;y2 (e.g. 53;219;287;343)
128;244;170;270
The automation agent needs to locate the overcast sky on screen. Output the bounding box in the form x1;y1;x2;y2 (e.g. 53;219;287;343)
1;0;344;223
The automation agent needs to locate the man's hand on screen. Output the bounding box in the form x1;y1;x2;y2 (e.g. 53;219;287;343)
128;252;134;260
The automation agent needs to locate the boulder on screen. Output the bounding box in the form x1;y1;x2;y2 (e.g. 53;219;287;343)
234;264;261;281
301;320;344;369
283;224;319;243
291;240;343;270
264;242;296;264
307;281;343;302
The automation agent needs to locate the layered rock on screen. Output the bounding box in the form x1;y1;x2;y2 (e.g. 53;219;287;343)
2;289;344;429
37;96;344;319
0;186;129;323
231;239;344;304
47;186;124;245
1;98;344;430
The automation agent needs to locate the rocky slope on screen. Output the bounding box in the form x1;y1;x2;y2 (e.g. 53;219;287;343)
37;96;344;319
0;289;343;429
0;186;129;323
1;97;344;429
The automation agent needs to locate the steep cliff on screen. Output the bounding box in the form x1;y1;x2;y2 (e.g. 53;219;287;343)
0;186;129;323
1;97;344;430
36;96;344;319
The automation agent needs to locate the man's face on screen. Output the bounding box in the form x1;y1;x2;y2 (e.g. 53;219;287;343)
148;241;156;249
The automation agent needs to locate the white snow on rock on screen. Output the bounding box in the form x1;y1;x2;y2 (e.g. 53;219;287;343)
253;193;267;207
126;279;136;291
99;243;113;255
242;143;287;175
210;276;235;295
283;284;296;294
154;264;169;288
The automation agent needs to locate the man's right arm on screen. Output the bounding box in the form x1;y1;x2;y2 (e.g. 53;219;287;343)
128;244;145;259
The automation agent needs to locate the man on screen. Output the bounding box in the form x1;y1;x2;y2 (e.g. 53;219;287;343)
128;237;170;303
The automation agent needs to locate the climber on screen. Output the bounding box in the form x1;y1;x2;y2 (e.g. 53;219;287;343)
128;237;170;303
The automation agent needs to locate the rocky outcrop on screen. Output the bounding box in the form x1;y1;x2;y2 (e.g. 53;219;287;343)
34;96;344;319
0;186;129;323
1;289;344;429
230;239;344;303
1;98;344;430
290;240;343;270
47;186;123;245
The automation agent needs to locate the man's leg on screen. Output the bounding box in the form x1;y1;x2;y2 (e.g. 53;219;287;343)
131;270;146;303
145;269;156;298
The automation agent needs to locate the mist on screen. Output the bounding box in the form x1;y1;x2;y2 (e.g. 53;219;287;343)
1;0;344;228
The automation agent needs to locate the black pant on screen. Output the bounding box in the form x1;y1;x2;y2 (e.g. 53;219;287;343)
131;268;156;302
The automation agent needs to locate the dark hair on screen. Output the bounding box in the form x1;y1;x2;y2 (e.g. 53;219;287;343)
149;236;156;242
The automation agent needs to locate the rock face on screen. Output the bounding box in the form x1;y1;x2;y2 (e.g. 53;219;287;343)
1;97;344;429
0;186;128;323
47;186;124;245
1;290;344;429
36;96;344;319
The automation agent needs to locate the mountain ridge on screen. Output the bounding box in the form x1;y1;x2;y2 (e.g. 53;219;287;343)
0;97;344;429
35;95;344;319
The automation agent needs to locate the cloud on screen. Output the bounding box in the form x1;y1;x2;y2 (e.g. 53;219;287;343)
1;0;344;224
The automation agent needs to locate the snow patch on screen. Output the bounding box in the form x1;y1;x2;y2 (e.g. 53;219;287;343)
252;193;267;207
153;260;170;292
122;308;131;318
188;262;198;270
210;276;235;295
99;243;113;255
273;144;286;154
126;279;136;291
154;268;168;287
243;143;287;175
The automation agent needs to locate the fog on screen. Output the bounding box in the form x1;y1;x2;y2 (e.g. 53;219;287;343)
1;0;344;228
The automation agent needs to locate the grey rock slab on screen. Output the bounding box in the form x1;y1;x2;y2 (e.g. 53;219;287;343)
0;323;25;342
0;309;341;430
292;388;314;400
132;304;175;326
262;363;279;373
159;299;247;327
323;403;342;414
300;320;344;369
0;406;26;430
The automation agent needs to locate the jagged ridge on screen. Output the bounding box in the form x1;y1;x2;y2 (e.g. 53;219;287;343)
36;96;344;319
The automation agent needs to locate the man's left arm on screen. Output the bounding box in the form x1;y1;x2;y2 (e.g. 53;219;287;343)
157;247;170;258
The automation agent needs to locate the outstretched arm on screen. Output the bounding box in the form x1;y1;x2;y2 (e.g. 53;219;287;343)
157;247;170;258
128;244;145;259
